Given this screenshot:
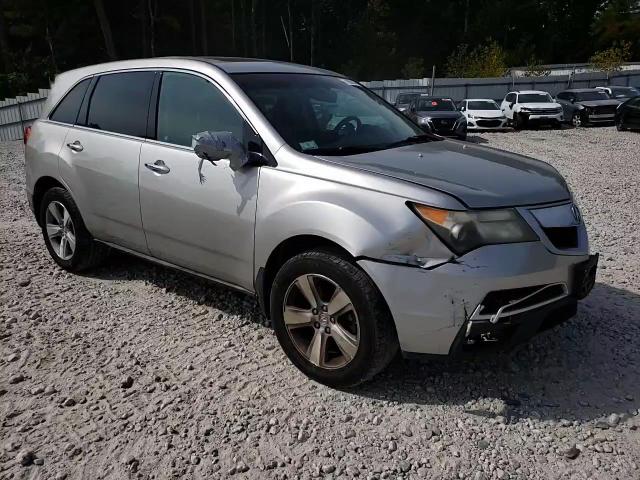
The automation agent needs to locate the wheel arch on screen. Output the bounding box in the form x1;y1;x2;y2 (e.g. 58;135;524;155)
32;176;66;226
256;234;355;319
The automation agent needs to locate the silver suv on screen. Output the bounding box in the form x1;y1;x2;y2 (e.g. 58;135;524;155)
25;58;598;387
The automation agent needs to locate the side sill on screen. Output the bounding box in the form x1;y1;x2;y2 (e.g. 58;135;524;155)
95;240;255;296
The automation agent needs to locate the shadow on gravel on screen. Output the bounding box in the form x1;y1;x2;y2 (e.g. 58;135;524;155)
354;282;640;425
80;250;265;324
83;250;639;425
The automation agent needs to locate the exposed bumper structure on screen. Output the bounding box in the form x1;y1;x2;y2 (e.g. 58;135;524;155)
359;242;596;356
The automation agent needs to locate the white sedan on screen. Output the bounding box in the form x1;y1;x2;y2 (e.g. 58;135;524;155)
459;99;509;130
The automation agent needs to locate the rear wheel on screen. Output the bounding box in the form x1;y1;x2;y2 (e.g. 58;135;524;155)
39;187;109;272
270;250;398;388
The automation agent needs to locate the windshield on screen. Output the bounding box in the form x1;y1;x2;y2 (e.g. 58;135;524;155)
518;93;552;103
610;87;639;98
416;98;456;111
467;100;499;110
575;91;609;101
231;73;432;156
396;94;417;104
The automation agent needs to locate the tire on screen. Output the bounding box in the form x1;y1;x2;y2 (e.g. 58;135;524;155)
571;112;583;128
513;113;524;130
270;250;398;388
39;187;109;272
616;121;625;131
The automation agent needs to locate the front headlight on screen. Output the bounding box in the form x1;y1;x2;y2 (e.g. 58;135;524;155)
520;107;531;112
409;203;538;255
467;114;475;119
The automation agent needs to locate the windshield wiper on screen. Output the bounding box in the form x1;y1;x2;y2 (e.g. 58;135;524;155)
305;145;385;156
382;134;436;149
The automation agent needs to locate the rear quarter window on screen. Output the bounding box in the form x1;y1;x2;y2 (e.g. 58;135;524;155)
49;78;91;125
85;71;155;137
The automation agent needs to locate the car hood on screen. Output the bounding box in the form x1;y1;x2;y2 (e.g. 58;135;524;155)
318;141;570;208
520;102;561;109
416;111;462;119
577;99;621;107
468;110;504;118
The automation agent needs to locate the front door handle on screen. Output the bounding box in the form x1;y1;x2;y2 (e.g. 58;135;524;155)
144;160;170;174
67;140;84;152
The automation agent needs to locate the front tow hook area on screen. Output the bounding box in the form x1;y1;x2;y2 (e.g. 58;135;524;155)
574;253;598;299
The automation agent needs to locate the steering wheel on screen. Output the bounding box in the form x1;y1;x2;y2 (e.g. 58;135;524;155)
333;116;362;137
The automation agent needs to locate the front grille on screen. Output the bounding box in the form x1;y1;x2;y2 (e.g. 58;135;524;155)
527;108;560;115
477;119;502;127
543;226;578;249
477;283;567;316
432;118;455;131
591;105;617;115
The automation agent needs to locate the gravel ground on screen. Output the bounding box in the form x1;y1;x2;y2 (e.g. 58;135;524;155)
1;126;640;480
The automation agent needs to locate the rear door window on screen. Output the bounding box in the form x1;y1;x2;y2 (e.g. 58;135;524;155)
49;78;91;125
85;71;155;137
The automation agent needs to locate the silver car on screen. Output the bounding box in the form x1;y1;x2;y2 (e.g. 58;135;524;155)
25;58;598;387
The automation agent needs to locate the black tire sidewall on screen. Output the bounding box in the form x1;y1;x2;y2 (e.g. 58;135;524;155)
270;252;388;388
39;188;92;271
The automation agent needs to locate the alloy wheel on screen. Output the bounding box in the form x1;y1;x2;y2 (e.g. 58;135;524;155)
282;274;360;369
45;201;76;260
572;113;582;127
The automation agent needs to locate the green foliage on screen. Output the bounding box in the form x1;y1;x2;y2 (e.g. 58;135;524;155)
401;57;426;79
523;55;551;77
590;40;633;72
445;40;507;78
0;0;638;97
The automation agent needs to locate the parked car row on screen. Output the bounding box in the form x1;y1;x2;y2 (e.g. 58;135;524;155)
393;86;640;134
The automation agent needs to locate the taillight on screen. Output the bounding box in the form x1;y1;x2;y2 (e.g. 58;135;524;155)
23;126;32;145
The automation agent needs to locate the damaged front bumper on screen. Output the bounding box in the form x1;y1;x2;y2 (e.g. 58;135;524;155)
358;243;596;356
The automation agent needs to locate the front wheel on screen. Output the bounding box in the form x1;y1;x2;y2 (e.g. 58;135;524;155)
270;250;398;388
513;113;525;130
571;112;584;128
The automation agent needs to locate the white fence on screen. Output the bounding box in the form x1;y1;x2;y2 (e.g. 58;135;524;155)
362;70;640;104
0;89;50;141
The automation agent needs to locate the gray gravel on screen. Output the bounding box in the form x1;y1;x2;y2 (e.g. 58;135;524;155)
1;127;639;479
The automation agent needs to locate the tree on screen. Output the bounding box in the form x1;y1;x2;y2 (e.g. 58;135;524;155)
590;40;632;75
93;0;118;60
401;57;425;79
445;40;507;78
522;55;550;77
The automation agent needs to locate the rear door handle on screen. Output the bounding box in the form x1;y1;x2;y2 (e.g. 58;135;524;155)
144;160;170;174
67;140;83;152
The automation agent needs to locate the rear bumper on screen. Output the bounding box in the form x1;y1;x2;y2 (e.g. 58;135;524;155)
358;243;594;356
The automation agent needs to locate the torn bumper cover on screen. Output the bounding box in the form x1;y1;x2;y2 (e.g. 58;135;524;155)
358;243;596;356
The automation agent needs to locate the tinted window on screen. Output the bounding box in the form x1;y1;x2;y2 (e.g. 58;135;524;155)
86;72;155;137
556;92;569;101
50;79;91;124
468;100;499;110
416;98;456;111
506;93;515;102
232;73;428;156
610;87;639;98
518;93;552;103
575;91;609;101
156;72;245;147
